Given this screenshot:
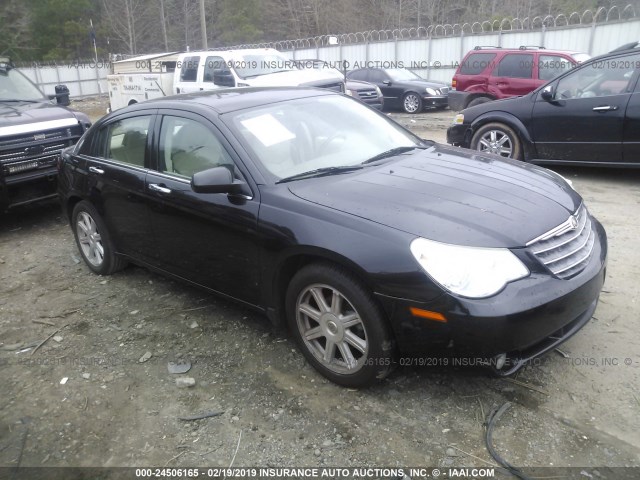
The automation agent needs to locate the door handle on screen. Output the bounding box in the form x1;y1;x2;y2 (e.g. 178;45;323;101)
148;183;172;194
88;166;104;174
592;105;617;112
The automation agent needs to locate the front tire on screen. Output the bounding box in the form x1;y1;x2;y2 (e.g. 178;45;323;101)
470;122;522;159
402;92;423;114
72;201;127;275
286;263;395;387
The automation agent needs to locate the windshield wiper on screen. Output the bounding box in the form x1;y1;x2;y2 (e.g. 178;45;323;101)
276;165;363;184
361;145;427;165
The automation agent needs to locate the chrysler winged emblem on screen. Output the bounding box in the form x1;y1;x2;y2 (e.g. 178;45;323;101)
569;215;578;230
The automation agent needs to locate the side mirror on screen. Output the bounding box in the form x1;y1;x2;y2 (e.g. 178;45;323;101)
213;70;235;87
540;85;555;102
53;84;70;106
382;80;391;86
191;166;245;194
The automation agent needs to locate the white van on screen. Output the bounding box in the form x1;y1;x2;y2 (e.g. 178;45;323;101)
107;52;179;111
173;48;344;94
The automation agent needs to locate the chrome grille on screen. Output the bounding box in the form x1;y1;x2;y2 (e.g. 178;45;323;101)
356;89;378;99
527;204;595;279
0;125;82;175
438;86;449;95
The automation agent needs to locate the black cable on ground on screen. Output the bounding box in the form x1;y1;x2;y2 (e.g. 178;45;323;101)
485;402;534;480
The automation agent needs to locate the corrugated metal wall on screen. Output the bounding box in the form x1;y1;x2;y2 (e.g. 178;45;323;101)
17;17;640;95
286;18;640;84
19;63;109;98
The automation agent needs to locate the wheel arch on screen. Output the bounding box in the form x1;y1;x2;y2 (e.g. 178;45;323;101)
469;112;535;160
267;247;380;329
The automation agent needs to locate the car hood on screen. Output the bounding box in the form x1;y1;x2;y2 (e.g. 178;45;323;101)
406;79;447;89
288;144;581;248
244;69;342;87
0;100;81;135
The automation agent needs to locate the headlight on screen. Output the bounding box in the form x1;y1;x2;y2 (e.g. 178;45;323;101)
410;238;529;298
346;89;356;97
425;87;437;95
452;113;464;125
375;86;382;97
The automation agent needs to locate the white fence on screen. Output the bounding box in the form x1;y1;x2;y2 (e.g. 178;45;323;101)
18;62;110;98
18;8;640;94
277;18;640;83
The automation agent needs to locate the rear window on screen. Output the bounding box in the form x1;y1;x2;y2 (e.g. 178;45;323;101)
458;53;497;75
496;53;534;79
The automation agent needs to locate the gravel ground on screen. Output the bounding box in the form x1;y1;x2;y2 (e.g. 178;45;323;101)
0;96;639;478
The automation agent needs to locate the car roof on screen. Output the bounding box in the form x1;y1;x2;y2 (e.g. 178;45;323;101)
133;87;336;114
466;46;582;55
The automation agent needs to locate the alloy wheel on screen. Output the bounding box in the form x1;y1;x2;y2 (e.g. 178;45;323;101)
295;283;368;374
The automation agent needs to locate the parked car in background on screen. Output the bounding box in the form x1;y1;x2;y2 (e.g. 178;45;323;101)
0;57;90;211
59;87;606;387
174;49;344;94
293;59;384;110
107;49;344;111
347;67;448;113
448;46;590;111
447;42;640;166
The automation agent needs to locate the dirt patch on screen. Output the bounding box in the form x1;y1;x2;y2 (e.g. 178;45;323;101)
1;100;639;473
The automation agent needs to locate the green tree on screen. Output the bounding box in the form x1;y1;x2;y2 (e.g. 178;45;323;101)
213;0;264;45
29;0;94;60
0;2;35;60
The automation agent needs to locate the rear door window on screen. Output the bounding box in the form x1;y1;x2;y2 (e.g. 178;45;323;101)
496;54;534;79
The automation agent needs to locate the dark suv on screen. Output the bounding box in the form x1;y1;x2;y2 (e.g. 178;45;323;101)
0;58;90;211
448;46;590;111
447;42;640;167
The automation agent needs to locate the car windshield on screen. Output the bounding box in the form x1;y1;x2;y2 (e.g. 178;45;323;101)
234;54;295;78
386;68;422;81
225;95;421;181
0;67;47;101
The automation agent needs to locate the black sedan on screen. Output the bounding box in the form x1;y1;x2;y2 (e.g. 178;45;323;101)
58;87;607;387
347;67;448;113
447;43;640;166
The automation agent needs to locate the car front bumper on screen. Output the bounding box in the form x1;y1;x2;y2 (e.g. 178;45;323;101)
423;95;448;108
446;123;470;146
1;166;59;210
375;217;607;372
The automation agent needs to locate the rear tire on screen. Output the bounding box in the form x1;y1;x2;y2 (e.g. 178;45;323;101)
286;263;395;387
72;201;127;275
467;97;492;108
